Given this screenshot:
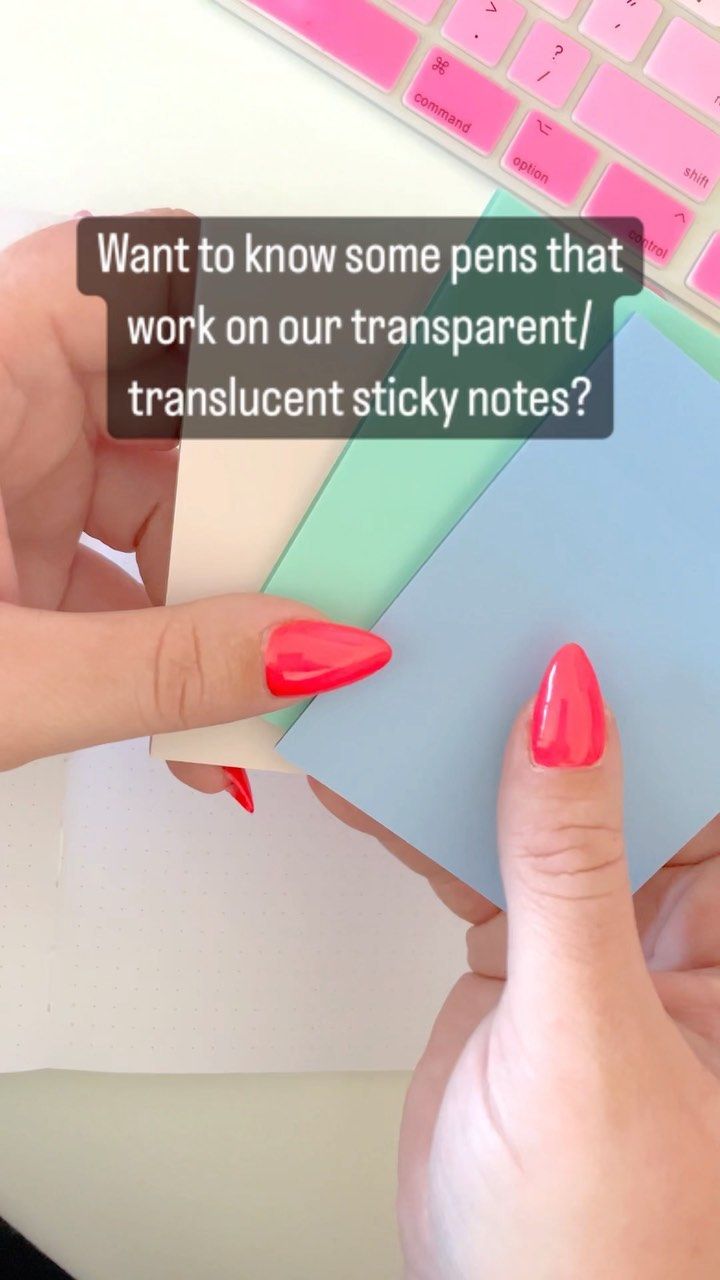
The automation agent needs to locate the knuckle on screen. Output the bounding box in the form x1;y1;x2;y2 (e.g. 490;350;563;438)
513;820;625;899
149;613;209;731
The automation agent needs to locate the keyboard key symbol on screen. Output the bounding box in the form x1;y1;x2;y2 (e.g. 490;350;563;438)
615;1;636;26
538;47;564;81
432;55;450;73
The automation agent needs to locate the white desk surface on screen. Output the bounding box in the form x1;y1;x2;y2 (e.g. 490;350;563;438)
0;0;492;1275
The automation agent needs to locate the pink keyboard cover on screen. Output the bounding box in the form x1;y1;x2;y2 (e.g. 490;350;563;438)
217;0;720;327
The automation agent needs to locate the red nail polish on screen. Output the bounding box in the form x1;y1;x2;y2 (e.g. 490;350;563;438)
264;620;392;698
223;767;255;814
531;643;605;769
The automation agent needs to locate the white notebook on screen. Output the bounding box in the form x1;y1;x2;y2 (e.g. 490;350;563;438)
0;743;464;1074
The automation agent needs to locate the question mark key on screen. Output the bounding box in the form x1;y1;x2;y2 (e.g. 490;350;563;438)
508;20;591;107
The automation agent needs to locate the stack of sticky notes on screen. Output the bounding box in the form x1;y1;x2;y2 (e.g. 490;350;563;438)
278;317;720;904
157;194;720;905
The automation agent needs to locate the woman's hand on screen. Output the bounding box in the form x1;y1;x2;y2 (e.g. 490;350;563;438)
379;643;720;1279
0;216;389;780
317;645;720;1278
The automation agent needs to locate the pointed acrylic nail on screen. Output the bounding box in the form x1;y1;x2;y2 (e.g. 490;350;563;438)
264;620;392;698
223;767;255;813
531;643;605;769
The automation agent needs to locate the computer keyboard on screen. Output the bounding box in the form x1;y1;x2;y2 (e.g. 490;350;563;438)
214;0;720;334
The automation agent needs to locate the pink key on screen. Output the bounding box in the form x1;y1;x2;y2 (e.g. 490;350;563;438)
508;22;591;108
245;0;418;91
502;111;599;204
579;0;661;61
573;66;720;202
443;0;526;68
389;0;444;20
404;48;518;154
533;0;582;19
688;234;720;306
645;19;720;125
675;0;720;26
583;163;694;267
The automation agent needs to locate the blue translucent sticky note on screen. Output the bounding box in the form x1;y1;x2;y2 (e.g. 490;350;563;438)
280;319;720;905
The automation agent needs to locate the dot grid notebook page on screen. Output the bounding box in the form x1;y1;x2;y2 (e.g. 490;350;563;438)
213;0;720;333
0;741;464;1074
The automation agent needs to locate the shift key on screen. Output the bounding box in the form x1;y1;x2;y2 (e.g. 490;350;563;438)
573;65;720;202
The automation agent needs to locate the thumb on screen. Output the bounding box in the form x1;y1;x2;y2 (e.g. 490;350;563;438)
0;597;391;768
498;643;650;1017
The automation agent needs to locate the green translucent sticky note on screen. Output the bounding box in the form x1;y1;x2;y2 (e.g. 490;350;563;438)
265;435;525;729
264;195;719;731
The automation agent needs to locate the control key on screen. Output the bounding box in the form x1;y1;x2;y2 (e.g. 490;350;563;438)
583;163;694;267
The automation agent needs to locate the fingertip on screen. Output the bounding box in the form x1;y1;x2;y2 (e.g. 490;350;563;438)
223;766;255;814
496;648;638;1002
530;643;606;770
166;759;227;794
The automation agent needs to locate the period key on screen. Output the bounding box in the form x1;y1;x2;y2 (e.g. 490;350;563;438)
443;0;526;68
